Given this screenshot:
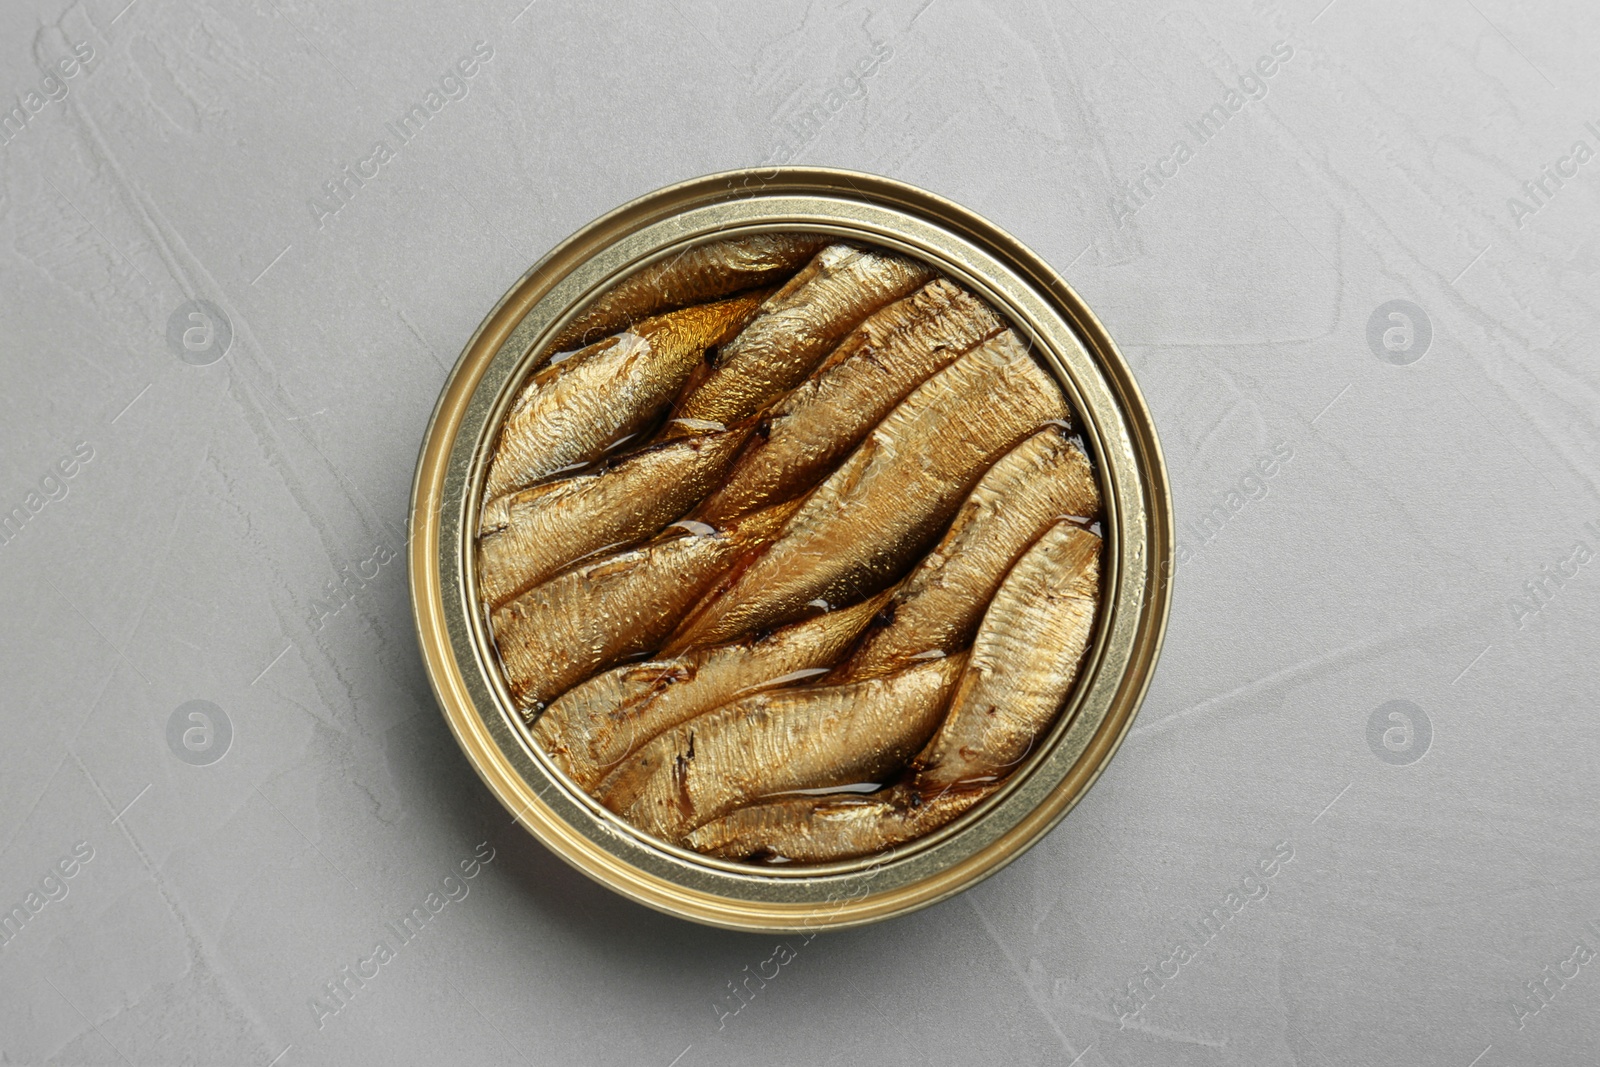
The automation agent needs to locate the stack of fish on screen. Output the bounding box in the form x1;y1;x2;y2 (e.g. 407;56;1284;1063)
477;234;1103;864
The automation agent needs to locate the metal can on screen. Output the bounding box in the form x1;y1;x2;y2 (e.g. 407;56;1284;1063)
409;168;1172;931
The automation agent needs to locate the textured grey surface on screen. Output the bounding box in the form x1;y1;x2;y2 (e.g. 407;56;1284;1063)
1;0;1597;1063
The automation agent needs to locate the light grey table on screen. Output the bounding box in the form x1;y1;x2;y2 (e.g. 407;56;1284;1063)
2;1;1596;1064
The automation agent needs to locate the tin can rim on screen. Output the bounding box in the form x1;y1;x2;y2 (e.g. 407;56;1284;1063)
409;167;1173;932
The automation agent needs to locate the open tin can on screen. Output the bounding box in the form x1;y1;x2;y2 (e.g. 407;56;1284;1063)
409;168;1172;931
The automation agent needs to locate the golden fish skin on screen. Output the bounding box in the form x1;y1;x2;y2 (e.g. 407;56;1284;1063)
684;782;998;863
491;500;800;713
913;521;1101;792
548;233;830;352
831;428;1099;682
691;278;1005;525
534;592;889;790
484;293;765;501
670;245;935;429
594;653;967;842
661;331;1069;653
477;429;748;609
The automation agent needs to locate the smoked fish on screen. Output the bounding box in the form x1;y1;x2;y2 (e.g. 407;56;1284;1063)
485;293;765;500
913;520;1101;792
535;592;888;789
669;244;934;430
830;428;1099;682
595;654;967;841
548;233;829;352
692;278;1004;524
491;500;801;712
693;520;1095;862
684;782;998;863
478;428;747;609
662;332;1069;653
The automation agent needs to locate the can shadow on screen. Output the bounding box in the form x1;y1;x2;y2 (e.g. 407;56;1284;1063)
388;688;1013;1058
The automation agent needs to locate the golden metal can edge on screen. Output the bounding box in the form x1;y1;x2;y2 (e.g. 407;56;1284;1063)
408;168;1174;932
